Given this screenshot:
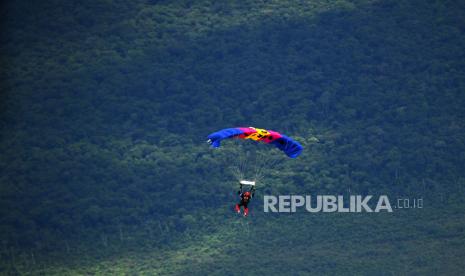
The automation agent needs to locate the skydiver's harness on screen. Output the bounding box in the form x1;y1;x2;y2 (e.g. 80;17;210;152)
238;184;255;207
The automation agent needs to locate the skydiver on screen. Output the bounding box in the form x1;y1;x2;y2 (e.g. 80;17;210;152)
235;184;255;217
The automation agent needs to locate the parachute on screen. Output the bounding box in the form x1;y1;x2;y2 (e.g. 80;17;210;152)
207;127;303;184
207;127;303;158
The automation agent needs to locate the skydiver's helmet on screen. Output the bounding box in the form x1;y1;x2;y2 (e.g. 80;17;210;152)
244;191;251;197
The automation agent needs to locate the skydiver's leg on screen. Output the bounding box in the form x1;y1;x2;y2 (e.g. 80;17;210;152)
243;203;249;217
236;201;245;213
236;200;246;213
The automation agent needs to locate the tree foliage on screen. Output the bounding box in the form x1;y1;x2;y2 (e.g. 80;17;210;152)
1;0;465;273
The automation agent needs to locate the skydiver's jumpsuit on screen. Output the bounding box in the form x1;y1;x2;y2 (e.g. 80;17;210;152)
235;185;255;216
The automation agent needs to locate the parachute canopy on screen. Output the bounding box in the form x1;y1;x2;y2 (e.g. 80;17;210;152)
207;127;303;158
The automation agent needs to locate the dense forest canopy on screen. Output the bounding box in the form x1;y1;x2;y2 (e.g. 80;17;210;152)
1;0;465;274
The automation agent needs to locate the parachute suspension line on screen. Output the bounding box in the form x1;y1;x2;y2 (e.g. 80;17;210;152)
259;136;295;181
230;165;242;182
252;149;281;184
254;153;280;184
230;139;250;182
252;150;268;183
241;141;249;179
253;135;295;183
248;144;266;183
207;127;303;189
218;132;301;184
238;149;249;181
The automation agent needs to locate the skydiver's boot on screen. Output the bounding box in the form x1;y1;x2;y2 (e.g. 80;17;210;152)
244;207;249;217
235;204;240;214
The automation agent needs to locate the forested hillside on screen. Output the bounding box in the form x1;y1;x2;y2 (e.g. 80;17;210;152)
1;0;465;274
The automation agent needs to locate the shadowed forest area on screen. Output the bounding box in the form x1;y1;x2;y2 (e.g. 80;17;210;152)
1;0;465;274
